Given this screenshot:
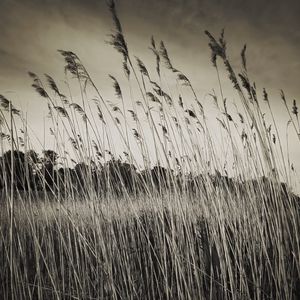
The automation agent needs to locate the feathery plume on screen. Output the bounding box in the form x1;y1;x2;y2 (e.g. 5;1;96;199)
146;92;161;104
135;57;150;78
128;110;137;121
109;75;122;99
70;103;87;121
31;81;49;98
263;88;269;102
178;95;184;108
185;109;197;118
209;93;218;108
149;36;160;76
57;50;83;77
45;74;60;96
97;105;106;124
217;118;227;130
241;44;247;70
159;123;168;135
238;113;244;124
132;128;141;140
292;99;298;117
112;106;122;113
107;0;128;62
0;95;20;115
223;113;233;122
0;133;10;140
123;61;130;78
204;30;226;67
280;90;286;103
239;73;251;97
69;137;78;150
108;0;122;33
153;88;172;106
54;106;69;118
0;95;10;110
177;73;191;87
159;41;174;70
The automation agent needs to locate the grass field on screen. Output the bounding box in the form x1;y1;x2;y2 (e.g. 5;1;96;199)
0;1;299;299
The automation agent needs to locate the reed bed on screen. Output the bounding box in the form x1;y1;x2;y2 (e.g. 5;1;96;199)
0;0;299;299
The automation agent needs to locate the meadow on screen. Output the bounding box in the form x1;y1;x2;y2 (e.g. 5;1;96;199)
0;1;299;299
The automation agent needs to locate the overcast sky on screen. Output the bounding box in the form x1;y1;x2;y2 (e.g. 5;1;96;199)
1;0;299;97
0;0;299;185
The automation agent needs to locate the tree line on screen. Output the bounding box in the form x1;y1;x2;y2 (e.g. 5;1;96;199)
0;149;178;197
0;149;296;203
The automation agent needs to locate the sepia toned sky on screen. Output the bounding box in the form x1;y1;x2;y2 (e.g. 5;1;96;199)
0;0;299;186
1;0;299;99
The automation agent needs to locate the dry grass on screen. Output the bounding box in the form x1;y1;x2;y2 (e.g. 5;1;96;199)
0;0;300;299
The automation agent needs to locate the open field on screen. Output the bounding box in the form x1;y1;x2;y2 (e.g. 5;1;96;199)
1;185;299;299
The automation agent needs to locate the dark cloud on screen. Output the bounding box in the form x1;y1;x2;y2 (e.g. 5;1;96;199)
0;0;299;106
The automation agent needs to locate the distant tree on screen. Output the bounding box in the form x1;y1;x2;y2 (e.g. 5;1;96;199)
41;150;58;191
150;165;169;190
0;150;34;190
43;150;58;165
104;159;137;195
57;167;77;196
74;162;91;193
25;150;40;189
26;150;39;165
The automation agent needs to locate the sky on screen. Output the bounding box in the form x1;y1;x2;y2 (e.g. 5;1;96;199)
0;0;299;187
1;0;300;99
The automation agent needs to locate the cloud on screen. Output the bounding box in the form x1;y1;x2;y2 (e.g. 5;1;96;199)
0;0;299;101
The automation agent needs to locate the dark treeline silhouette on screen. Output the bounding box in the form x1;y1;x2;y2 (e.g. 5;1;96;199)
0;150;298;204
0;149;172;197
